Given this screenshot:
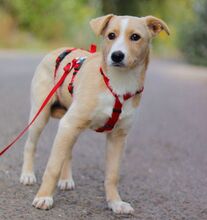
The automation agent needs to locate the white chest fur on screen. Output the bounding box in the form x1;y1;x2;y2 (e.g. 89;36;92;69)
107;66;142;95
89;90;136;131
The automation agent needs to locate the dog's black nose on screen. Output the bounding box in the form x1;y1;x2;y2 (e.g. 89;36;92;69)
111;51;125;63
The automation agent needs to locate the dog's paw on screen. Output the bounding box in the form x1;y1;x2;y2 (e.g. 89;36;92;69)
20;172;37;185
32;197;53;210
58;178;75;190
108;200;134;214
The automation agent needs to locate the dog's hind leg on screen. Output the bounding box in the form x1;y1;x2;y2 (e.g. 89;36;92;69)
105;130;134;214
57;157;75;190
20;64;54;185
20;104;50;185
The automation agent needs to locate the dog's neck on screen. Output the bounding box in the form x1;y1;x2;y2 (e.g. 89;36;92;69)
101;61;147;96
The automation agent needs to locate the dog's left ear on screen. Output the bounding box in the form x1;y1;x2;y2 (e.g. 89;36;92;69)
145;16;170;37
90;14;114;36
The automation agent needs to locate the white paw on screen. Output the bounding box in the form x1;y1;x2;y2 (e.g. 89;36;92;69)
20;172;37;185
58;178;75;190
108;200;134;214
32;197;53;210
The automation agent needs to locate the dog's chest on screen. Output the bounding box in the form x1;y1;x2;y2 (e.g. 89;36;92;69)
89;90;136;130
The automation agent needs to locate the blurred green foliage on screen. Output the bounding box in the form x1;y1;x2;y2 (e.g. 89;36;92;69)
178;0;207;66
0;0;206;65
0;0;100;49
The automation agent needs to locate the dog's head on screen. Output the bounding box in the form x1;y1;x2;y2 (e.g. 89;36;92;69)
90;14;170;69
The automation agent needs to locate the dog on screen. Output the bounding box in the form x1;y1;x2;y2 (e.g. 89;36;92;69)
19;14;169;214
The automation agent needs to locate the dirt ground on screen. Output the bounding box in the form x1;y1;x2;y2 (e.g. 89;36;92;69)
0;51;207;220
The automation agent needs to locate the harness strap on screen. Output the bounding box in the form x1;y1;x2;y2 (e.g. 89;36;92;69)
89;44;97;53
55;48;76;78
54;44;96;99
55;44;96;78
96;96;122;132
68;57;86;96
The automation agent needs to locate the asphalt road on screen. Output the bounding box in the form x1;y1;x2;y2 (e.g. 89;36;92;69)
0;51;207;220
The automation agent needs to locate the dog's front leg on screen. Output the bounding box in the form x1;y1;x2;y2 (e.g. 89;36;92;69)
105;130;134;214
32;114;87;210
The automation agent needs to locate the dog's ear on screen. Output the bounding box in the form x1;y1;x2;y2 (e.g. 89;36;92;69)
90;14;114;36
145;16;170;37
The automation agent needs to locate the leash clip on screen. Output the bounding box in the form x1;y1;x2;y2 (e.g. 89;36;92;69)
76;57;86;64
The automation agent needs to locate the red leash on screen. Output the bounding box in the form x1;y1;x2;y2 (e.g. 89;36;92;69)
0;62;75;156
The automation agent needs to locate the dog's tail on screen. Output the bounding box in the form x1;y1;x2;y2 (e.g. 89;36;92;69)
50;101;67;119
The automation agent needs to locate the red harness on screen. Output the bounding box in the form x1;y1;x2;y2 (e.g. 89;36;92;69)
96;68;144;132
0;44;144;156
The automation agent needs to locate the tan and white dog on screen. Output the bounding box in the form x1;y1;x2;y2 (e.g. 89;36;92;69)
20;14;169;214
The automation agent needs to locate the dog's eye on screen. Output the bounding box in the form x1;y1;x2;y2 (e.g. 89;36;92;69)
130;34;141;41
108;32;116;40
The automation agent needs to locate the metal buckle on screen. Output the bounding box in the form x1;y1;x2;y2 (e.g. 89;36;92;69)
76;57;86;64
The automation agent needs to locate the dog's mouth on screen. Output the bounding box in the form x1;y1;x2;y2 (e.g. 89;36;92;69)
111;62;125;67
